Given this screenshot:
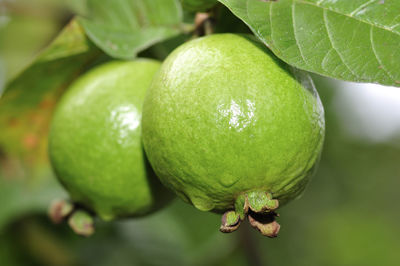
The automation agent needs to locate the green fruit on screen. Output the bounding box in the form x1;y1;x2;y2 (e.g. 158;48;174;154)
180;0;217;12
49;60;172;221
142;34;325;236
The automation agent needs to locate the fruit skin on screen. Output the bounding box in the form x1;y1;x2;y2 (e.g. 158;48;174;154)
49;60;172;221
142;34;325;214
180;0;217;12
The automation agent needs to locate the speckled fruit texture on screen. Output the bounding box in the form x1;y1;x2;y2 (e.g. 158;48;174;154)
142;34;325;214
49;60;172;221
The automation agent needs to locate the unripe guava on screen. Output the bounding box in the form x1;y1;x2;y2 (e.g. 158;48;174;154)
180;0;218;12
142;34;325;236
49;60;172;221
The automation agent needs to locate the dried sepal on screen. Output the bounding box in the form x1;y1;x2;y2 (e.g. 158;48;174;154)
48;199;73;224
248;211;280;238
220;210;241;233
68;210;95;237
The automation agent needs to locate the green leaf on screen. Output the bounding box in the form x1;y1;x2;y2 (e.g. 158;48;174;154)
219;0;400;87
0;19;102;229
80;0;184;59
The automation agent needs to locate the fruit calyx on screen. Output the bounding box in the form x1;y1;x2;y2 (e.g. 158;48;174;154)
49;199;95;237
220;191;280;238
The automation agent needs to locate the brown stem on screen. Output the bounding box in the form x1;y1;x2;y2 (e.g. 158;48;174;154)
239;223;265;266
194;5;220;37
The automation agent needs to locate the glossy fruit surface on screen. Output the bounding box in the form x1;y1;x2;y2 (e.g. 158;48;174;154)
142;34;325;236
49;60;171;221
180;0;217;11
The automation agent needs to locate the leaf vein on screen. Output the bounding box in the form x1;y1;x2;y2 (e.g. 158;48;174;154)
269;2;276;51
349;0;376;16
296;0;400;36
322;9;357;77
291;0;308;67
369;26;396;81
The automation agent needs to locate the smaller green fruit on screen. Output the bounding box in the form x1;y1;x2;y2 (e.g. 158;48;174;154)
49;60;172;222
180;0;218;12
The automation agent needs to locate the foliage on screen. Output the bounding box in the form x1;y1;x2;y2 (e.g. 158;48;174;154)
79;0;184;59
0;0;399;265
0;19;101;229
219;0;400;87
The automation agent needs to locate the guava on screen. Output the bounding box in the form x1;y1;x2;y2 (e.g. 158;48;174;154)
49;59;172;224
142;34;325;237
180;0;218;12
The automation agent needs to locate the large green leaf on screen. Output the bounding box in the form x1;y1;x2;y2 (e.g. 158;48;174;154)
219;0;400;87
0;19;103;229
80;0;184;59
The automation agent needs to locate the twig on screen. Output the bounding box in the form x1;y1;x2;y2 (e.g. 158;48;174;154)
239;223;265;266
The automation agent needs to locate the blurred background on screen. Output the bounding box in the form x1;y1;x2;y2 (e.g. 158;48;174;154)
1;1;400;266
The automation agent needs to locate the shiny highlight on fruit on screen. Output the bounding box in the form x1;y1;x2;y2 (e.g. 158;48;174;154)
142;34;325;237
49;60;172;227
